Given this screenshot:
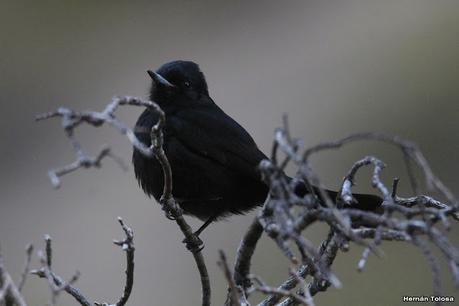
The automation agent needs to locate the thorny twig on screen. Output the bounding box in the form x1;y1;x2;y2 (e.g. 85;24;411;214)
37;96;211;306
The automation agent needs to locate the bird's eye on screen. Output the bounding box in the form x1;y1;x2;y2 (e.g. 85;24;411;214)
184;81;191;87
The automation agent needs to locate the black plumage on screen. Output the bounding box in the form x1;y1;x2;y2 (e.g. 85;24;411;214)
133;60;381;232
133;61;269;222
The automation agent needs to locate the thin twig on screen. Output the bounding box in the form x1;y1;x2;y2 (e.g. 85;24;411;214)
18;244;33;292
219;250;246;306
302;132;457;205
232;214;264;293
250;275;310;306
31;235;89;306
31;218;136;306
0;244;28;306
95;217;135;306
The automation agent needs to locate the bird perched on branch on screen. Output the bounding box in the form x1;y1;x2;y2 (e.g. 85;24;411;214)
133;60;381;237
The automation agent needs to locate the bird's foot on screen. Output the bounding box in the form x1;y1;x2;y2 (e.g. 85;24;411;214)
160;197;182;220
163;209;176;221
182;234;204;253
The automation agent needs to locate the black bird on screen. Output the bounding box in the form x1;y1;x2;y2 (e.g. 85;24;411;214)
133;60;381;237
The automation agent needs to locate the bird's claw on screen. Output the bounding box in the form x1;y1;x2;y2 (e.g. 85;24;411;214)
161;201;178;220
164;210;177;220
182;234;204;253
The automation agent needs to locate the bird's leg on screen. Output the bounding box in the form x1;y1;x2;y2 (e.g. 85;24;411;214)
194;215;217;237
182;214;218;253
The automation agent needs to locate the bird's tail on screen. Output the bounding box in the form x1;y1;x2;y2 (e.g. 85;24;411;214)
290;178;383;211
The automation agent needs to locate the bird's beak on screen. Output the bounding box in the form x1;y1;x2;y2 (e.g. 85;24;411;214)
147;70;175;88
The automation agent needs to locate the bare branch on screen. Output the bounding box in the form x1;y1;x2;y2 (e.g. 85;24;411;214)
219;250;250;306
411;236;442;306
0;244;28;306
38;96;211;306
246;123;458;306
31;218;136;306
37;98;458;306
35;97;160;188
250;275;310;306
301;132;457;205
232;215;264;296
95;217;135;306
17;244;33;292
31;235;90;306
340;156;391;204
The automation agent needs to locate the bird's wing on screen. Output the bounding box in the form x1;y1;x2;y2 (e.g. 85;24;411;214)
167;104;268;180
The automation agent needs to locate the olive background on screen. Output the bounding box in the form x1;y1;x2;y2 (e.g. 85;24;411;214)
1;1;458;305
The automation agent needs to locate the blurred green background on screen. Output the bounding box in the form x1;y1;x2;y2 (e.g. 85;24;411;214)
0;1;458;305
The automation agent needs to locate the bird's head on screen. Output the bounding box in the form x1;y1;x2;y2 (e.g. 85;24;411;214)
148;60;209;104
